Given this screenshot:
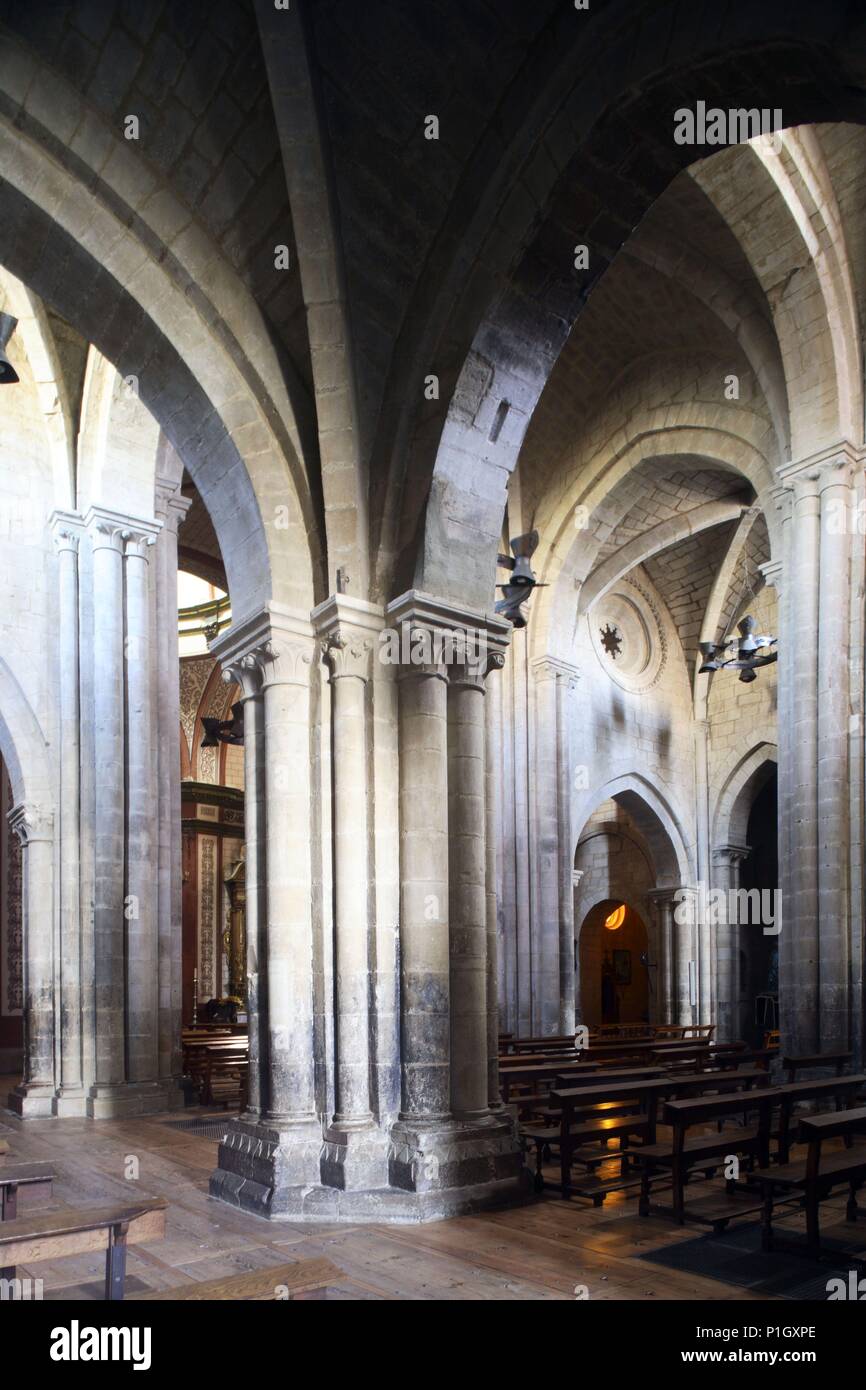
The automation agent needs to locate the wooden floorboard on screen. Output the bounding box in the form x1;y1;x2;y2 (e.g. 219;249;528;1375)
0;1077;784;1301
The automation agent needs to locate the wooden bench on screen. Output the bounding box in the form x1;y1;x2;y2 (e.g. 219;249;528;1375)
540;1078;673;1202
783;1051;853;1083
130;1256;345;1301
499;1060;599;1105
775;1074;866;1163
506;1035;577;1055
0;1162;54;1220
201;1045;249;1108
0;1199;167;1300
530;1069;771;1204
749;1106;866;1258
631;1086;776;1226
527;1067;666;1129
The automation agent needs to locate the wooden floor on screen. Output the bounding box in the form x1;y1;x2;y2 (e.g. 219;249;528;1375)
0;1078;830;1300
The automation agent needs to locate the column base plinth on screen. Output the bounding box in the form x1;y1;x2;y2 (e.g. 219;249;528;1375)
208;1111;530;1222
320;1121;388;1191
388;1111;526;1198
209;1115;324;1217
52;1086;89;1117
7;1082;55;1117
86;1078;184;1119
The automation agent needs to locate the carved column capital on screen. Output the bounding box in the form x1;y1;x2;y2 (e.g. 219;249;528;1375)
714;842;751;867
85;506;161;553
122;527;158;561
321;629;374;681
8;802;54;845
155;476;193;534
49;510;84;555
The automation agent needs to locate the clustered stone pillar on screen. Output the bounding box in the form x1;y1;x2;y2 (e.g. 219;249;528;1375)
81;505;179;1118
209;611;321;1215
53;519;85;1113
384;594;524;1208
208;595;524;1216
8;805;55;1116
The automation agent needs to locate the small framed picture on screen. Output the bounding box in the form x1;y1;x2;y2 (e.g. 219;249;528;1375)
613;949;631;985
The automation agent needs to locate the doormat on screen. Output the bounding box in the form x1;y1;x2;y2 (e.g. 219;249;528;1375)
637;1220;866;1299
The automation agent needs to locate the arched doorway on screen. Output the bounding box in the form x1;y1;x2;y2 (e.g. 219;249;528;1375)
578;899;650;1027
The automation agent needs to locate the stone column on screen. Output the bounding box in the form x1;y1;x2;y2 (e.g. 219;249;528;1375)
385;593;524;1208
209;608;321;1216
87;514;127;1103
713;845;750;1043
315;595;386;1189
448;657;489;1120
817;459;852;1051
153;480;191;1091
647;888;677;1025
51;515;86;1115
556;667;578;1035
670;886;696;1026
572;869;585;1023
396;653;451;1124
7;805;55;1116
221;653;266;1119
693;720;713;1027
789;470;821;1052
485;658;504;1110
260;630;318;1130
123;525;160;1089
531;661;562;1035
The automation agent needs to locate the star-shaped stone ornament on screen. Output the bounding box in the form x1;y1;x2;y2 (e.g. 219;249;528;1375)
600;622;623;659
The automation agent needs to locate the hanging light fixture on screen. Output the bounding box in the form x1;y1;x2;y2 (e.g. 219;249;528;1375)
0;313;19;385
698;614;777;683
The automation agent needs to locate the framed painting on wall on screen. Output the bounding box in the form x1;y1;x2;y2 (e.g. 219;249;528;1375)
613;949;631;985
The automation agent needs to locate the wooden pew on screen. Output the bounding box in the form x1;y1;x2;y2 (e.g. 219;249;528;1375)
499;1060;599;1105
0;1162;54;1220
501;1034;575;1055
783;1051;853;1083
0;1199;167;1300
200;1044;248;1108
632;1087;776;1226
749;1106;866;1258
542;1077;673;1202
775;1074;866;1163
130;1256;345;1301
